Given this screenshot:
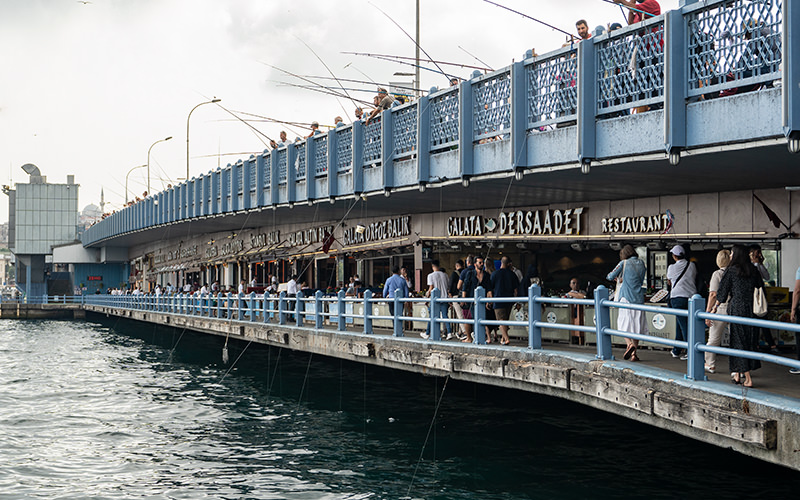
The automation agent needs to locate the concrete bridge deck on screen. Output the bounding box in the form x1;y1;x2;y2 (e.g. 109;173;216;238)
84;302;800;472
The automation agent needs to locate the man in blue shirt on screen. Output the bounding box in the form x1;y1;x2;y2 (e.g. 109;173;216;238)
383;266;409;318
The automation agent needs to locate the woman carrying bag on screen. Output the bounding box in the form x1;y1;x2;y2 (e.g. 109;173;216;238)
607;245;647;362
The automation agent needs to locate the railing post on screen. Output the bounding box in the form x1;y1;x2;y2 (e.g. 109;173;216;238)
263;293;270;323
458;80;474;182
338;289;346;332
473;286;486;344
577;38;597;167
249;291;256;322
296;291;303;327
363;289;373;334
237;292;244;320
594;285;613;360
510;60;528;171
664;9;687;158
381;109;394;192
429;288;441;341
278;291;286;325
315;290;324;329
353;121;365;194
43;294;47;305
392;291;403;337
417;95;431;187
686;294;707;381
529;284;542;349
783;0;800;147
225;292;232;319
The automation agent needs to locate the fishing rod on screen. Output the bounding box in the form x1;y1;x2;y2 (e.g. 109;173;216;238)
482;0;576;40
342;51;491;72
457;45;495;72
355;53;458;79
367;1;453;81
226;110;316;129
274;81;398;96
215;103;274;148
298;74;425;93
295;35;354;122
273;81;373;106
343;63;378;85
598;0;652;20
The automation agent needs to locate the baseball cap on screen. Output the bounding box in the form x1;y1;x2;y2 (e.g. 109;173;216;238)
670;245;685;256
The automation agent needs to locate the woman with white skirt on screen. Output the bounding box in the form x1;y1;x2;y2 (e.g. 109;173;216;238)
607;245;648;361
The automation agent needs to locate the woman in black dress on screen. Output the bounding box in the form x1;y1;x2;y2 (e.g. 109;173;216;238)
714;245;765;387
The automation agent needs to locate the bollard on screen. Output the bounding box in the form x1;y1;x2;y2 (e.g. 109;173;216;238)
429;288;441;341
473;287;486;344
278;291;286;325
338;290;346;331
363;290;373;334
529;284;542;349
594;285;613;360
686;294;707;381
393;290;403;337
315;290;324;329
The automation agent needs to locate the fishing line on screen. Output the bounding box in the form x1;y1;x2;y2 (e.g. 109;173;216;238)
458;45;495;72
295;352;314;413
407;375;450;497
598;0;652;18
218;338;253;383
167;326;187;363
266;341;283;399
295;35;356;122
272;81;373;106
214;103;273;148
367;1;453;80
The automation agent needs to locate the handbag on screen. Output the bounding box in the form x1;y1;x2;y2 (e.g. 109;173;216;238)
612;260;626;302
753;286;768;317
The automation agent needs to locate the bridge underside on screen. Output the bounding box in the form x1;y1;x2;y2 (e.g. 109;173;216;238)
90;138;795;249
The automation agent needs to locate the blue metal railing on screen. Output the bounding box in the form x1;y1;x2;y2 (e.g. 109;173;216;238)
296;141;307;180
79;0;795;246
82;284;800;383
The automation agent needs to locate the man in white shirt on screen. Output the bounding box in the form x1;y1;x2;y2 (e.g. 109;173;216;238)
238;281;245;295
666;244;697;360
287;275;298;296
421;260;451;340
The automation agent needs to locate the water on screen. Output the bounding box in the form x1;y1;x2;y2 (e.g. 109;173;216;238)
0;318;798;499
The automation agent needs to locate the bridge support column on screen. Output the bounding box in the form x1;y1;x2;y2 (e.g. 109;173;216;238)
417;95;430;189
577;38;596;169
381;109;394;193
458;80;474;184
510;61;528;173
352;121;365;194
594;285;613;360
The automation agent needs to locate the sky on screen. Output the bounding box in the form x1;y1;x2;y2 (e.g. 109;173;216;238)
0;0;680;221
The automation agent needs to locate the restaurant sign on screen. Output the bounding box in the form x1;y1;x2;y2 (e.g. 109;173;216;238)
342;216;411;246
601;213;670;234
448;208;585;237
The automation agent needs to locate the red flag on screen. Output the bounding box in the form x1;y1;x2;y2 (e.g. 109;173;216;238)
321;230;335;253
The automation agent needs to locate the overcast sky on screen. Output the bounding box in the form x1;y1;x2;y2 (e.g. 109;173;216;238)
0;0;680;221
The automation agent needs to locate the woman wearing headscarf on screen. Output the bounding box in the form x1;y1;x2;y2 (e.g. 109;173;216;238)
703;249;731;374
607;245;647;362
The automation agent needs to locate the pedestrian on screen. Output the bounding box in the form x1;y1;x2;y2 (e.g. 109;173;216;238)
750;244;777;352
713;245;765;387
489;256;519;345
704;249;731;374
484;258;498;342
457;255;477;341
607;245;647;362
421;260;450;340
460;255;491;343
449;260;467;340
383;266;409;319
667;244;697;360
565;277;586;345
400;266;414;330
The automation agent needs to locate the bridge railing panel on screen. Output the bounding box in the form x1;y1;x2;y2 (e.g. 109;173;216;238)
296;140;307;181
337;126;353;173
685;0;783;98
391;103;418;160
525;45;579;130
429;86;460;153
362;118;382;168
314;135;328;177
277;148;288;184
595;15;665;117
472;69;511;143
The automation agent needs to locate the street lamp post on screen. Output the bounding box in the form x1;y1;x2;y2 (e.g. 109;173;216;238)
186;98;221;181
147;136;172;195
125;164;147;204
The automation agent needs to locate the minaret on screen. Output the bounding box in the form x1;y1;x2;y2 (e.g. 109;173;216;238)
100;188;105;213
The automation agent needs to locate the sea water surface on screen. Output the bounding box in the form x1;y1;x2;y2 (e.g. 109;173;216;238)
0;318;798;499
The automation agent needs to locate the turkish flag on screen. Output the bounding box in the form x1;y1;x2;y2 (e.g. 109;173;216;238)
322;229;335;253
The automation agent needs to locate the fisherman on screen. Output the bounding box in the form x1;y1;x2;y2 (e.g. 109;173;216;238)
576;19;592;40
354;107;364;121
365;88;393;125
305;121;320;138
614;0;660;24
334;116;344;127
270;130;289;149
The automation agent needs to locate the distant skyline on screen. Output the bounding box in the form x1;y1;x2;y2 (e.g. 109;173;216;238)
0;0;679;221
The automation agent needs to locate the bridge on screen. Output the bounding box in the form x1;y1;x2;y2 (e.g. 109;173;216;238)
81;0;799;247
